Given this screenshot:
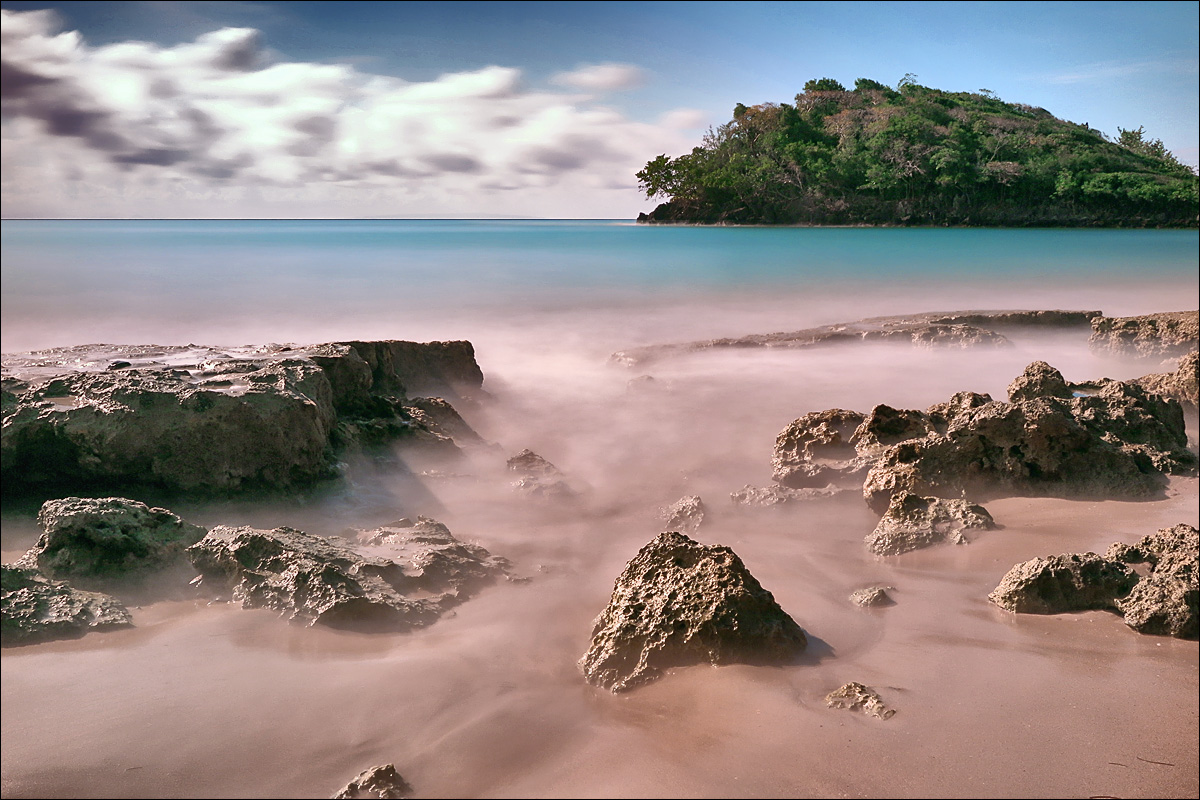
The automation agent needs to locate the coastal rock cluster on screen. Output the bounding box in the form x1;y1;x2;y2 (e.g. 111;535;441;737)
1;340;485;498
2;497;512;644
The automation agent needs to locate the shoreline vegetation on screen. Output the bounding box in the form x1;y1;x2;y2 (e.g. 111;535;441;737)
635;77;1200;228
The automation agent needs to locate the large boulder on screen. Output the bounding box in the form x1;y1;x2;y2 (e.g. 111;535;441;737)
1006;361;1074;403
1;564;131;645
1107;523;1198;638
2;340;486;498
187;519;509;631
15;497;206;589
1089;310;1199;358
988;553;1139;614
579;532;807;693
866;491;995;555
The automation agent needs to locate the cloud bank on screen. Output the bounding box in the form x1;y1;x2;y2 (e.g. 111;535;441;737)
0;10;703;217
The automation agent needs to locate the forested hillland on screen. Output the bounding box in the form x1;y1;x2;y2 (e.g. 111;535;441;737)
636;77;1198;227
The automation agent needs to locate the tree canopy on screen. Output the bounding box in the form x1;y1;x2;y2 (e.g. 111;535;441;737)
637;78;1198;227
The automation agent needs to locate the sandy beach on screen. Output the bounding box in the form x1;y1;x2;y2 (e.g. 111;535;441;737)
3;318;1196;799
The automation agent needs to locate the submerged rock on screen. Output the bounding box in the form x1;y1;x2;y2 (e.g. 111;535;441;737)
825;682;896;720
332;764;413;800
772;409;870;489
506;448;574;499
659;495;706;533
16;497;206;590
988;553;1139;615
850;587;894;607
579;532;807;693
1;340;485;499
1089;310;1199;358
1;564;132;645
187;519;509;631
866;491;995;556
729;484;853;506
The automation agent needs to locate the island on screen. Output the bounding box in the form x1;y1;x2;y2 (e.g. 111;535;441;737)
636;77;1199;227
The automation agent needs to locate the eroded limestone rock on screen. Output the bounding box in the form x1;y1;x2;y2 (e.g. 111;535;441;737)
1089;310;1199;358
579;532;807;692
850;587;894;607
187;519;509;631
1107;523;1198;638
659;495;706;533
772;409;870;489
1007;361;1074;403
507;448;574;499
332;764;412;800
825;682;895;719
988;553;1138;615
1;565;131;645
1137;351;1199;412
866;491;995;556
16;496;206;590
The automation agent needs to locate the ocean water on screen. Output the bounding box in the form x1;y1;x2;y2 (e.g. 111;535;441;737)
1;221;1198;799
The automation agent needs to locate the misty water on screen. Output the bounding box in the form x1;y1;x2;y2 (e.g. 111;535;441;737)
2;221;1198;799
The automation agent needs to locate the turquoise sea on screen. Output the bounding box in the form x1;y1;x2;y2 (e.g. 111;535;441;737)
1;220;1197;356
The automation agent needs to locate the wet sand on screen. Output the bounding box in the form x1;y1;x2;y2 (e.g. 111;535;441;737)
2;317;1197;799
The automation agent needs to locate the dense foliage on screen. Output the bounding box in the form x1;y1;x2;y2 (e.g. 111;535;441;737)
637;77;1198;227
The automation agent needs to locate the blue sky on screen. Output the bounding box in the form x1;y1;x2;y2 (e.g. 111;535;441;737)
2;0;1197;218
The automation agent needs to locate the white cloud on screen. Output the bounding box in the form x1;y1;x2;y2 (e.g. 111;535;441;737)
550;62;646;92
657;108;709;130
0;11;691;218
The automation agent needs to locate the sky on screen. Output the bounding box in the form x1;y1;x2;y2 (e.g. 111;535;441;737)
1;0;1197;219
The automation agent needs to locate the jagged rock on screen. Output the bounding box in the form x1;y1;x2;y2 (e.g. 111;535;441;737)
825;682;895;719
1089;310;1199;358
1;565;132;645
987;553;1138;614
15;497;206;589
850;587;894;607
579;532;807;692
1137;350;1199;411
332;764;412;799
1107;523;1198;638
729;484;853;506
1007;361;1074;403
772;409;870;488
1;340;485;498
187;520;508;631
863;371;1195;513
866;491;995;555
659;495;706;532
506;448;574;499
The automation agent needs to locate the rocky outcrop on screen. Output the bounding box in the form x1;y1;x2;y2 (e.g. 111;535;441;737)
579;532;807;692
1107;523;1198;638
1;340;485;498
866;491;995;556
850;586;894;607
15;497;206;589
861;374;1195;513
825;682;896;719
187;518;509;631
659;495;706;533
1137;350;1199;411
989;524;1196;639
988;553;1139;614
1;564;131;645
332;764;413;799
506;448;573;499
1089;310;1199;358
610;309;1098;368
